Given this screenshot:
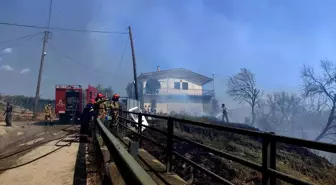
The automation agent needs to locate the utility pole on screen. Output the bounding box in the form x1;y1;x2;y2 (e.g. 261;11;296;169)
33;30;49;118
33;0;53;119
128;26;139;101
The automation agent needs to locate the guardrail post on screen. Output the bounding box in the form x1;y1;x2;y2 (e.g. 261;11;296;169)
138;113;143;148
166;117;174;173
118;119;123;137
262;133;276;185
128;140;139;160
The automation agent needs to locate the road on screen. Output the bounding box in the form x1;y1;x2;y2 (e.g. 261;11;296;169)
0;121;100;185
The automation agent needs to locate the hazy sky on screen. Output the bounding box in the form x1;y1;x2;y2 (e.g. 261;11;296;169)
0;0;336;108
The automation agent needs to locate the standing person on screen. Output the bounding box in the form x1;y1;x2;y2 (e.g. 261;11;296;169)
144;105;148;114
148;105;151;114
222;103;229;123
81;98;95;141
94;93;107;122
3;102;13;126
110;94;121;129
44;101;53;126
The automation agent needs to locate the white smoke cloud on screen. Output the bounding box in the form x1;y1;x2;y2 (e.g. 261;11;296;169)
0;64;13;71
3;48;12;54
20;68;30;74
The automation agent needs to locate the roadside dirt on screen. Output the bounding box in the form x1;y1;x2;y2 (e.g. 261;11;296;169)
0;121;74;157
0;138;79;185
0;122;76;177
0;121;27;136
0;121;101;185
86;142;102;185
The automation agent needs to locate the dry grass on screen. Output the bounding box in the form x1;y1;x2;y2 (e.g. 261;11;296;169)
139;119;336;185
0;112;46;121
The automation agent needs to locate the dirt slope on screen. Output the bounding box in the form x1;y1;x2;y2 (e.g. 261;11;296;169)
0;101;47;121
132;118;336;185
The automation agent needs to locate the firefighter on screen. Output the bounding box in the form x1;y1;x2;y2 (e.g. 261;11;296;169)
44;101;53;126
110;93;121;129
94;92;107;121
3;102;13;127
81;98;95;140
87;98;96;121
144;105;148;114
221;103;229;123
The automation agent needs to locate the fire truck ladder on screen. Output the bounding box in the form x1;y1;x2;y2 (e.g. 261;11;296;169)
70;98;79;125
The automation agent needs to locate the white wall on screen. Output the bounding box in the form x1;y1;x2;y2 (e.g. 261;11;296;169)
143;95;208;115
144;102;203;115
141;77;213;114
143;78;203;96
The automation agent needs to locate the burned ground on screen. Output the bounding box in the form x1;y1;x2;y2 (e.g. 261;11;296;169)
126;118;336;185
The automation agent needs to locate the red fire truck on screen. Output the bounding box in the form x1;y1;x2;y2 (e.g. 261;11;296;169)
55;84;98;123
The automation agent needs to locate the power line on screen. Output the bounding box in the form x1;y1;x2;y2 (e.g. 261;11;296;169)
0;32;43;56
113;40;129;78
0;32;43;45
0;22;128;34
48;44;114;75
51;26;128;34
110;27;129;45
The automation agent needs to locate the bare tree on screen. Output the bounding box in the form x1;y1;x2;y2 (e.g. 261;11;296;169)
226;68;261;126
301;60;336;141
267;92;303;126
304;95;327;115
256;92;304;135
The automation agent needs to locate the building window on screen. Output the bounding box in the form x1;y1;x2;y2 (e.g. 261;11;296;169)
182;82;188;90
174;82;180;89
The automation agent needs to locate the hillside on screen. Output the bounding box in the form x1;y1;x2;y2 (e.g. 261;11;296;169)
0;94;53;121
0;95;53;112
135;116;336;185
0;101;34;121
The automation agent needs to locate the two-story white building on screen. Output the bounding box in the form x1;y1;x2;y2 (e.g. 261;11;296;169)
127;66;214;115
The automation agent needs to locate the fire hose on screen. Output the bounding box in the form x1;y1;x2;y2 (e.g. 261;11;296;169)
0;125;79;172
0;97;89;172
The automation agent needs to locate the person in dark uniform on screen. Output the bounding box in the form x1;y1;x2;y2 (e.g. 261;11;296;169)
222;103;229;123
81;98;95;141
3;102;13;126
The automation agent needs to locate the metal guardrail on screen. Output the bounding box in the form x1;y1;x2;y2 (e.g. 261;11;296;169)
119;111;336;185
93;118;157;185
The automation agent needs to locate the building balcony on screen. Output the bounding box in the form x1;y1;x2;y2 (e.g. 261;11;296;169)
143;88;214;97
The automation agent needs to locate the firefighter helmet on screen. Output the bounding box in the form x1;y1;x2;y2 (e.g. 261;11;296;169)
112;94;120;101
97;93;103;98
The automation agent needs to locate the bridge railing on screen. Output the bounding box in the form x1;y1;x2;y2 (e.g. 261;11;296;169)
92;118;157;185
119;111;336;185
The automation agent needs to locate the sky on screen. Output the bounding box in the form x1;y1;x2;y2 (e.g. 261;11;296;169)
0;0;336;108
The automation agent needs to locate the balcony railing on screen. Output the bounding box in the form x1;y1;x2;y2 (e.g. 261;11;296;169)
143;88;214;96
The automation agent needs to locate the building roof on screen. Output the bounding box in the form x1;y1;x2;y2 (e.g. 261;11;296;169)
138;68;213;85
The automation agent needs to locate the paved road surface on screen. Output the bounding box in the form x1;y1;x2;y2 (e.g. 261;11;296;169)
0;121;100;185
0;121;81;184
0;137;79;185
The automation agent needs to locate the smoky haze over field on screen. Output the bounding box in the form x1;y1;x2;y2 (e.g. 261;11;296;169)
1;0;336;161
